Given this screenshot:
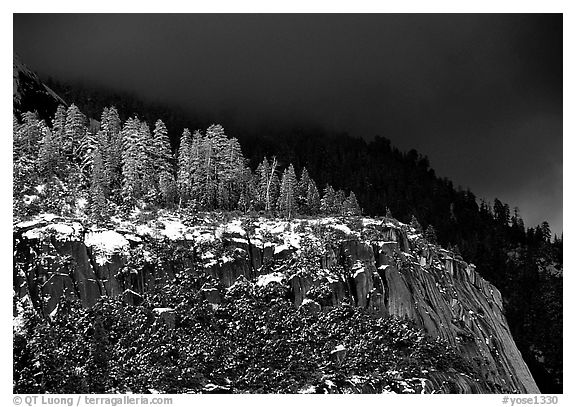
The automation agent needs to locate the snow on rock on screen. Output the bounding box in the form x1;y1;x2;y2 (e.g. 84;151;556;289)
201;251;215;260
256;272;285;287
331;344;347;353
23;195;39;206
285;231;301;249
328;223;353;235
190;229;216;244
49;303;59;318
76;198;88;210
274;243;290;255
221;254;235;264
135;224;158;239
300;298;321;314
124;233;142;243
153;307;175;314
22;220;82;241
84;230;130;266
222;219;246;236
161;219;187;240
254;219;288;236
298;385;317;394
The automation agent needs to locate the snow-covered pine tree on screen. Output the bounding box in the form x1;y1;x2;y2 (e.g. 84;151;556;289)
219;136;245;210
269;171;280;212
189;130;204;207
385;207;393;219
320;184;336;214
52;105;67;156
64;104;87;164
202;124;226;209
152;119;176;205
235;166;257;212
89;143;108;221
176;128;193;205
120;117;142;204
334;190;346;216
306;179;321;215
265;157;279;212
152;120;172;172
16;111;43;157
343;191;361;216
138;122;158;204
37;126;61;177
255;158;271;210
278;164;298;219
100;106;123;194
410;215;422;232
297;167;311;212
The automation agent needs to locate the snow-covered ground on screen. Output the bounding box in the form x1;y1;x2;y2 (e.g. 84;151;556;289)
15;212;421;269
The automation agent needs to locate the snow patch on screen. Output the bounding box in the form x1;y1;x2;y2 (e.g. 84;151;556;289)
331;344;347;353
329;223;353;235
84;230;130;266
23;195;39;206
274;244;290;255
223;219;246;236
256;272;285;287
22;221;81;241
76;198;88;209
161;220;187;240
153;307;174;315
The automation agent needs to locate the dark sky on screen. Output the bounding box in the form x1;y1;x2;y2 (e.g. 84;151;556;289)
13;14;563;235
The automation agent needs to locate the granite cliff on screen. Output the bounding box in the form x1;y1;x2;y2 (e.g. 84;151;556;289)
13;212;539;393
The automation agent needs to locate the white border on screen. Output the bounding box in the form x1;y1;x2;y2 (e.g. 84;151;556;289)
3;3;571;405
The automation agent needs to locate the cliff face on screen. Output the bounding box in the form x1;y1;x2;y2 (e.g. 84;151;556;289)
13;55;66;119
13;213;539;393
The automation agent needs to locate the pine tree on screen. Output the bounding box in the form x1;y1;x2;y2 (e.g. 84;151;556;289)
260;156;279;212
89;144;108;221
452;244;462;258
219;136;245;210
385;207;393;219
278;164;298;219
138;122;157;203
120;117;142;204
343;191;361;216
177;128;193;205
100;107;122;193
16;111;42;157
297;167;311;212
268;171;280;212
320;184;336;214
189;130;203;206
52;105;67;156
152;119;175;205
410;215;422;232
306;179;321;215
199;124;230;209
64;104;87;163
37;126;60;177
255;158;271;210
540;221;552;242
152;120;171;171
425;225;437;244
334;190;346;215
